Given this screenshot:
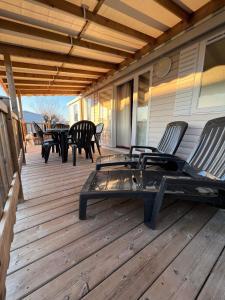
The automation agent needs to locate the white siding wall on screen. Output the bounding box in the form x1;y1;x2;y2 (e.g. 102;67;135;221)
148;43;225;160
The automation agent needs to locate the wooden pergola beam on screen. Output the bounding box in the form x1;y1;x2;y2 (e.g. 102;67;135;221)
0;18;134;59
4;79;88;86
0;43;118;70
0;60;103;76
0;71;93;82
95;0;225;88
33;0;155;43
154;0;190;20
14;85;85;90
18;90;81;95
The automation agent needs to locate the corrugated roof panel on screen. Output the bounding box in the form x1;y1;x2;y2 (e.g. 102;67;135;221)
178;0;210;12
70;46;123;63
0;31;71;54
84;23;146;51
98;2;163;37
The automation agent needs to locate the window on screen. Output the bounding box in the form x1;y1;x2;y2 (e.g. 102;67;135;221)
197;35;225;111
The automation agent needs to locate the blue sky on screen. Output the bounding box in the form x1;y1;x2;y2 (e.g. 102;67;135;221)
0;86;76;120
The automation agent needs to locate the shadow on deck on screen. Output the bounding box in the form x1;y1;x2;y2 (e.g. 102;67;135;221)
6;145;225;300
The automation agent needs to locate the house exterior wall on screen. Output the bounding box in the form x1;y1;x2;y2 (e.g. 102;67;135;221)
68;19;225;158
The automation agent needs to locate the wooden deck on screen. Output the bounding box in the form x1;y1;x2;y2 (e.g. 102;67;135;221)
6;145;225;300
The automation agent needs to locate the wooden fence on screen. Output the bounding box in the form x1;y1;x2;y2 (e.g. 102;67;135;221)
0;97;24;300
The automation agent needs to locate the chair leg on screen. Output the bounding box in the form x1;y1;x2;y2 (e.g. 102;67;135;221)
72;144;77;166
79;196;87;220
91;141;95;153
88;144;93;163
52;145;55;153
58;144;61;156
78;148;82;154
41;145;45;158
143;196;155;228
44;144;51;163
96;141;101;155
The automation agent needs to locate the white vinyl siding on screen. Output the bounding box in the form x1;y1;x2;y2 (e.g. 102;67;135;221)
174;43;200;116
148;43;225;160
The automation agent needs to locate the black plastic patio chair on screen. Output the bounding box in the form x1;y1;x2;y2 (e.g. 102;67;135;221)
91;122;104;155
95;121;188;170
68;120;96;166
33;122;61;163
79;117;225;229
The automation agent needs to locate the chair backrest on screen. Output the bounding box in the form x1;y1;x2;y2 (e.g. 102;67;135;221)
69;120;96;148
186;117;225;180
32;122;44;141
95;123;104;142
157;121;188;154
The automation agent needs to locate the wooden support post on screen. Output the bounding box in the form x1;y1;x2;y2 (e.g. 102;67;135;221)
4;54;19;115
3;55;24;202
17;92;26;162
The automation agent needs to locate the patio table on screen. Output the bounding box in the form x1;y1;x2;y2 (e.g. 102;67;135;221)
44;128;69;163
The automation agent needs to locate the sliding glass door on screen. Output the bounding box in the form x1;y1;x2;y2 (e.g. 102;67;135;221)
116;80;133;148
136;71;151;145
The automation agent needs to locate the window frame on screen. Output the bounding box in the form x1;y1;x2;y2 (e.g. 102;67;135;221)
192;31;225;114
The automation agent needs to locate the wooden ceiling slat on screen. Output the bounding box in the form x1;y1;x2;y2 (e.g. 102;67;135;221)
19;90;80;95
0;43;118;70
33;0;156;43
0;71;93;82
0;18;134;59
16;86;82;90
4;79;89;86
0;61;102;76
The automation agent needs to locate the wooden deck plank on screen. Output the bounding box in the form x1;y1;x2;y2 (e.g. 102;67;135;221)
79;205;216;300
197;246;225;300
140;210;225;300
8;199;133;274
24;202;194;300
7;205;144;299
5;146;225;300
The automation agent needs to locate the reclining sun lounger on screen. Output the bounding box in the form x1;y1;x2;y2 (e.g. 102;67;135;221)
79;117;225;229
96;121;188;170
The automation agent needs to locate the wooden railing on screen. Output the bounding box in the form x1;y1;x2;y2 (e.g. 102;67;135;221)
0;97;24;300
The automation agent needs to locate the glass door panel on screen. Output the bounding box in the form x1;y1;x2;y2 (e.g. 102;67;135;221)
136;71;150;145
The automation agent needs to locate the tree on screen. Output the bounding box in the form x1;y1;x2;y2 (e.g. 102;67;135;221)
32;98;66;125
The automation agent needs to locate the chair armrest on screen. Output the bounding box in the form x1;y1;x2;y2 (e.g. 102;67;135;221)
129;145;157;155
141;155;185;170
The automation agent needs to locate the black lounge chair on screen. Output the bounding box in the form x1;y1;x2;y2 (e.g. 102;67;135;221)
96;121;188;170
79;117;225;229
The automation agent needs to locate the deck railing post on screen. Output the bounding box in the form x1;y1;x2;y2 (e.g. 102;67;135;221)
1;98;24;203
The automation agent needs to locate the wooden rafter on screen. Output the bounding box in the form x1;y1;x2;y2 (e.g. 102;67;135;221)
0;71;93;82
18;90;81;95
0;43;118;70
3;79;88;86
154;0;190;20
14;85;83;90
0;18;134;59
93;0;225;90
0;61;103;76
33;0;156;43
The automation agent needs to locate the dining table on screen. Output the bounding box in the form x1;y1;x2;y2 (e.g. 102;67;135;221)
44;128;69;163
